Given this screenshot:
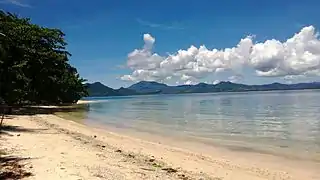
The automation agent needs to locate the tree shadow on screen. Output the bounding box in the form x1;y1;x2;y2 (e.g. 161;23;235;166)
0;125;48;133
0;155;33;179
2;116;13;120
3;104;90;116
0;156;30;164
0;104;90;128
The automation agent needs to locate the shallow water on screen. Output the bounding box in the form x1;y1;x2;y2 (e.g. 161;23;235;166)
79;90;320;161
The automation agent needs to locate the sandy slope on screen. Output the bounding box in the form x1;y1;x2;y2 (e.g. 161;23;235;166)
1;115;319;180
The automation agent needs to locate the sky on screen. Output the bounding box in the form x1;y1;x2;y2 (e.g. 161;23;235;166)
1;0;320;88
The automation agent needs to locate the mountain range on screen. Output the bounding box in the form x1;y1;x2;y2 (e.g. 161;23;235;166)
86;81;320;97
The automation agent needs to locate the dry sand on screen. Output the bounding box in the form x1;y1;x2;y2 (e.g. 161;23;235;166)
1;115;319;180
77;100;95;104
77;100;107;104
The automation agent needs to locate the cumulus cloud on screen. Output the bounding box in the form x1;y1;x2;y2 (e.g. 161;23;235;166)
121;26;320;84
250;26;320;77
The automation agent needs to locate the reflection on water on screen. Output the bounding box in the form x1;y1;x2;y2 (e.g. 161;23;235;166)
74;90;320;160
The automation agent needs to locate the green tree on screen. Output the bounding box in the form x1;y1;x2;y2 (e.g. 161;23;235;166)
0;11;88;105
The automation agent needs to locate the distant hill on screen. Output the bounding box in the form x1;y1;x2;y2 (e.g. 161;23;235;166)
128;81;168;94
86;81;320;97
116;87;138;96
86;82;119;96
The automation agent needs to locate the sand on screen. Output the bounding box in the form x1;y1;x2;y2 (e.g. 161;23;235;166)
1;115;319;180
76;100;95;104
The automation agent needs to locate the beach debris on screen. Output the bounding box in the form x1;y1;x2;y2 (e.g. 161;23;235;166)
128;154;135;158
0;156;33;179
141;167;155;171
152;163;162;168
93;135;97;138
162;167;178;173
178;174;188;180
115;149;122;153
17;134;20;137
148;158;155;162
96;144;105;148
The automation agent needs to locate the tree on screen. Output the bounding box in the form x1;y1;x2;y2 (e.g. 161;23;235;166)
0;11;88;105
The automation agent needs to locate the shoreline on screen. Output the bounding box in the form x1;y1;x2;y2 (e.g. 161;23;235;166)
95;124;320;163
76;100;96;104
1;114;319;180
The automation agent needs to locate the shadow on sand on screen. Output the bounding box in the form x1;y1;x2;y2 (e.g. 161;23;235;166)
0;104;89;134
1;104;89;116
0;154;33;179
0;105;89;179
0;124;49;134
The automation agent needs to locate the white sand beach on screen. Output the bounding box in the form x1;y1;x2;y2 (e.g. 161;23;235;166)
1;114;319;180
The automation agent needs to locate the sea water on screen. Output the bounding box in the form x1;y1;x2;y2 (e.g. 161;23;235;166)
80;90;320;161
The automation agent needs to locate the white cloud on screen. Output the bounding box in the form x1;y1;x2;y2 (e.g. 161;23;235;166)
136;18;184;30
184;80;197;85
212;80;221;85
125;34;162;72
0;0;31;7
228;75;243;83
121;26;320;84
250;26;320;77
143;34;155;49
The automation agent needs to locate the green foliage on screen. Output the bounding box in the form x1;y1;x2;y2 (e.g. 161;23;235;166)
0;11;88;105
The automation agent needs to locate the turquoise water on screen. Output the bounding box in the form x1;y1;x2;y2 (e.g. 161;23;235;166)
82;90;320;160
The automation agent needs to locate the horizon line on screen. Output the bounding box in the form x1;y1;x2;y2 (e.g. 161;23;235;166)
87;80;320;89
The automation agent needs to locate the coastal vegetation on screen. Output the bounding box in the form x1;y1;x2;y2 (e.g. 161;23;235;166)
0;11;87;106
0;11;89;179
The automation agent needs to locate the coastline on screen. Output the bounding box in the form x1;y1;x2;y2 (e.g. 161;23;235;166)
1;114;319;180
77;100;96;104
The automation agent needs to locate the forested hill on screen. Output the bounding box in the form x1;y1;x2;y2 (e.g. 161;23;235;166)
0;11;87;105
86;81;320;97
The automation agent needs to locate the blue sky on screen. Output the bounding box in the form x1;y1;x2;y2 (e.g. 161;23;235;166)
1;0;320;88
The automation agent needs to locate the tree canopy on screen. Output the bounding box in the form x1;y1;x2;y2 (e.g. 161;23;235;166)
0;11;87;105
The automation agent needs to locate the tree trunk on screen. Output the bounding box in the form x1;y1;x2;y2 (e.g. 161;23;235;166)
0;113;4;127
0;107;4;128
